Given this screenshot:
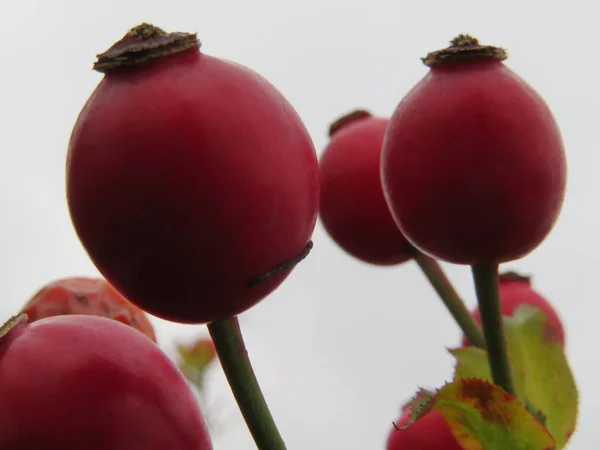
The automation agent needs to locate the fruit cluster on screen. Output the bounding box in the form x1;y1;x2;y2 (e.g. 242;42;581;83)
0;23;576;450
319;99;569;448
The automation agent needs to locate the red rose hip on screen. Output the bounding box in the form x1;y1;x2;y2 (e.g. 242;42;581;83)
21;277;157;342
66;24;319;323
0;314;212;449
381;35;567;264
462;271;565;346
319;110;414;265
387;405;462;449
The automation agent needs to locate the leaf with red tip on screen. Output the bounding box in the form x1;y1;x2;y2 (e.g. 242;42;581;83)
176;336;217;391
402;388;437;423
401;379;555;449
451;305;578;448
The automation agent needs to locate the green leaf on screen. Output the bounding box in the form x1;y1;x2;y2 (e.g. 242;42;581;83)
401;379;555;449
451;305;578;448
452;347;492;381
504;305;578;448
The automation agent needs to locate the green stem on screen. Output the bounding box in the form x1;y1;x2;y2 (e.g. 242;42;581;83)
471;263;515;396
207;317;287;450
414;253;486;349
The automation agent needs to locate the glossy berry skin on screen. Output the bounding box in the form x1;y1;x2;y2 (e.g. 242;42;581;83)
21;277;156;342
462;272;565;346
319;111;414;265
387;406;462;449
66;26;319;324
381;53;566;264
0;315;212;449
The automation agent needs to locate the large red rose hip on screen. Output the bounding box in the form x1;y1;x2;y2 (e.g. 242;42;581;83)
66;24;319;324
21;277;156;342
381;35;566;264
0;314;212;449
319;110;414;265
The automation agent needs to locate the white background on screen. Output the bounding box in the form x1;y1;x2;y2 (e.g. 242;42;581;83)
0;0;594;448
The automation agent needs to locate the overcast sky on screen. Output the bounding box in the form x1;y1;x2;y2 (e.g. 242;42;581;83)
0;0;595;448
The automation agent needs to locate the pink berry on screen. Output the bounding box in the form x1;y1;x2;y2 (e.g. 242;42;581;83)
462;271;565;346
387;405;462;449
0;314;212;449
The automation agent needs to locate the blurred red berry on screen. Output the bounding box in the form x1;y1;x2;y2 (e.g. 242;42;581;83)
462;271;565;346
387;405;462;449
319;110;414;265
21;277;156;342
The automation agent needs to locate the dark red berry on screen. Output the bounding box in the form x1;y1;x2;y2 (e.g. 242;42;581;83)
319;110;414;265
381;35;566;264
66;24;319;324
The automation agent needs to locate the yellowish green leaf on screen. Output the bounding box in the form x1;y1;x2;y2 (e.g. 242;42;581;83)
176;336;216;390
401;379;555;450
451;305;578;448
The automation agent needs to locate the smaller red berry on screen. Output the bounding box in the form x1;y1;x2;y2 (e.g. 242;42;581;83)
319;110;414;265
21;277;156;342
381;35;567;264
387;404;462;449
462;271;565;346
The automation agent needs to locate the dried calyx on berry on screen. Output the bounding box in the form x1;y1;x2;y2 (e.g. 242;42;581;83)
422;34;507;67
0;314;27;342
499;271;532;284
93;23;201;72
328;109;372;137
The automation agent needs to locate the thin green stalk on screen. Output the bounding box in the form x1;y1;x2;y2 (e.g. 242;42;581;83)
471;263;515;396
207;317;287;450
414;252;486;349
